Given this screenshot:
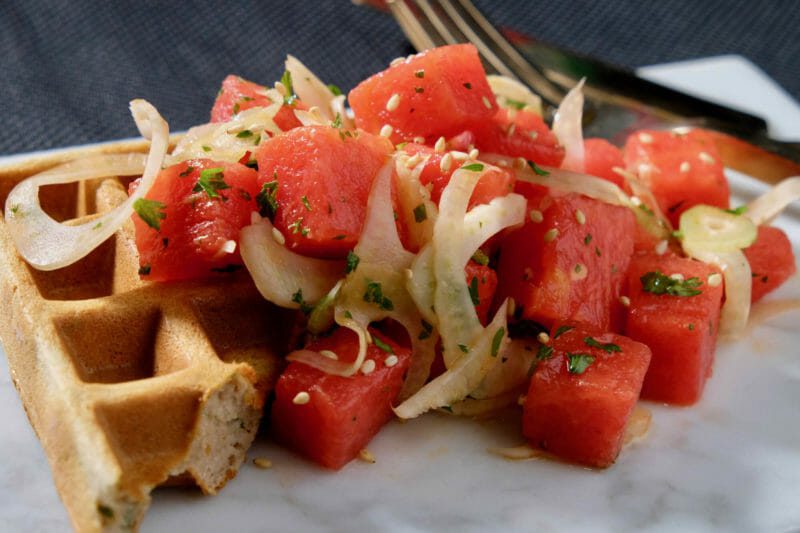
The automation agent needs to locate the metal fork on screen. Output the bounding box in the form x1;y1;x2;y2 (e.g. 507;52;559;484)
386;0;800;182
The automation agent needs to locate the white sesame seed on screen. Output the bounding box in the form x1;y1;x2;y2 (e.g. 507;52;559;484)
386;93;401;112
680;161;691;173
698;151;716;164
379;124;393;138
451;150;469;161
507;123;517;137
537;332;550;345
253;457;272;469
384;355;399;367
575;209;586;225
440;152;453;173
529;209;543;223
571;263;588;281
507;297;516;318
528;130;539;140
507;108;518;121
434;136;446;153
413;136;426;144
359;449;376;463
320;350;338;360
482;96;493;109
390;56;405;67
708;273;723;287
273;81;287;96
468;148;479;160
292;391;310;405
544;228;559;242
638;132;654;144
361;359;376;375
221;240;237;254
637;163;653;177
655;239;669;255
405;153;422;168
670;273;685;281
619;295;631;307
630;196;642;207
272;227;286;245
364;330;373;344
513;157;527;170
404;268;414;280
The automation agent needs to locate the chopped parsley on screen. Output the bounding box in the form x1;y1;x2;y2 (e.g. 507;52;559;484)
537;344;554;361
92;222;102;230
415;69;425;78
9;204;20;216
639;203;655;216
364;281;394;310
97;504;114;519
724;205;747;216
236;129;253;138
471;249;489;266
201;145;212;152
505;97;527;110
179;166;195;177
232;102;240;114
344;310;353;319
641;271;703;297
413;203;427;223
331;113;343;129
567;353;595;374
491;327;505;357
468;276;480;306
584;234;593;245
458;344;470;353
373;336;394;354
280;70;298;105
256;180;278;219
133;198;166;231
192;168;230;199
288;217;309;236
414;86;424;93
345;250;360;274
301;195;313;211
291;288;313;314
584;336;621;353
327;83;343;96
553;325;574;339
419;319;433;340
138;264;151;276
461;163;484;172
688;323;695;331
463;82;472;89
527;160;550;176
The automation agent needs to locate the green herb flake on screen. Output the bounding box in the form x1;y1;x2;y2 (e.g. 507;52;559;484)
97;504;114;519
639;203;655;216
201;145;212;152
441;405;454;413
553;325;574;339
256;180;279;219
345;250;360;274
584;234;592;245
458;344;470;353
344;310;353;319
133;198;166;231
301;195;313;211
280;70;298;106
461;163;484;172
288;217;309;236
688;323;695;331
232;102;240;114
92;222;102;230
138;264;151;276
418;319;433;340
179;166;195;177
331;113;343;129
471;249;489;266
414;86;424;93
584;336;622;353
291;288;313;314
413;203;427;223
640;271;703;297
724;205;748;216
463;82;472;89
236;130;253;139
327;83;343;96
504;97;527;110
468;276;480;306
373;336;394;354
567;353;595;374
364;281;394;310
491;327;505;357
536;344;554;361
527;160;550;176
415;69;425;78
192;167;230;199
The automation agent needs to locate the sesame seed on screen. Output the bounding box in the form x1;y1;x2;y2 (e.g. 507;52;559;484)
482;96;493;109
468;148;479;160
528;130;539;140
413;136;426;144
272;227;286;245
361;359;376;375
619;295;631;307
571;263;588;281
537;332;550;344
544;228;559;242
655;239;669;255
638;132;654;144
575;209;586;225
529;209;543;223
507;297;516;317
405;153;422;168
253;457;272;469
513;157;527;170
434;136;446;153
440;152;453;172
221;240;237;254
680;161;691;173
637;163;653;177
379;124;393;138
384;355;399;367
451;150;469;161
320;350;338;360
517;395;527;406
698;151;716;164
386;93;401;112
292;391;310;405
273;81;287;96
364;330;373;344
507;123;517;137
404;268;414;280
670;273;685;281
359;449;376;463
708;273;723;287
390;57;405;67
630;196;642;207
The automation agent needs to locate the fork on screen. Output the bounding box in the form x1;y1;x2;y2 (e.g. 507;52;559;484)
386;0;800;183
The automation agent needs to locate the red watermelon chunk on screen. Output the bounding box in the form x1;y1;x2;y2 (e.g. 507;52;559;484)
130;159;260;281
744;225;797;303
271;327;411;470
522;324;651;468
624;252;724;405
210;74;303;132
583;138;626;188
465;261;498;325
495;187;636;332
349;44;497;144
469;108;564;167
623;129;729;227
255;125;392;259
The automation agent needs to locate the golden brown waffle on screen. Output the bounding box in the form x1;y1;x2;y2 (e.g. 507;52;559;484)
0;142;297;532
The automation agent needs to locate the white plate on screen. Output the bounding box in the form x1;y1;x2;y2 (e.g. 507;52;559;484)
1;55;799;533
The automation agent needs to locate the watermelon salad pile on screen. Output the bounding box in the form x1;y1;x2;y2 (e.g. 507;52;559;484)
6;45;799;470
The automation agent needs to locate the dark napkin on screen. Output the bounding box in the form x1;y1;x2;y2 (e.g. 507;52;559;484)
1;0;798;155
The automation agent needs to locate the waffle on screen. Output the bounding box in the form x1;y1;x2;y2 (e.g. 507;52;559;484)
0;141;298;532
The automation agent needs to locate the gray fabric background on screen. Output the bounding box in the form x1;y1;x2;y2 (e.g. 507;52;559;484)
1;0;798;155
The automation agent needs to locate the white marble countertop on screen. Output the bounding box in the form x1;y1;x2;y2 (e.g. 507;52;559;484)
1;55;799;532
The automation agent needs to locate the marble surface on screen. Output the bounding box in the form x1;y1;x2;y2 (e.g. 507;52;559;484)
1;56;799;532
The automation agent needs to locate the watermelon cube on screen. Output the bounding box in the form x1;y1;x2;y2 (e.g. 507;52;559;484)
523;324;651;468
469;108;564;167
624;252;724;405
743;225;797;303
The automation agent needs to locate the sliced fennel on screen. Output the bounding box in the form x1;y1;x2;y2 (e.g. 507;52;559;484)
552;79;585;173
746;176;800;225
680;205;757;253
487;74;543;116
